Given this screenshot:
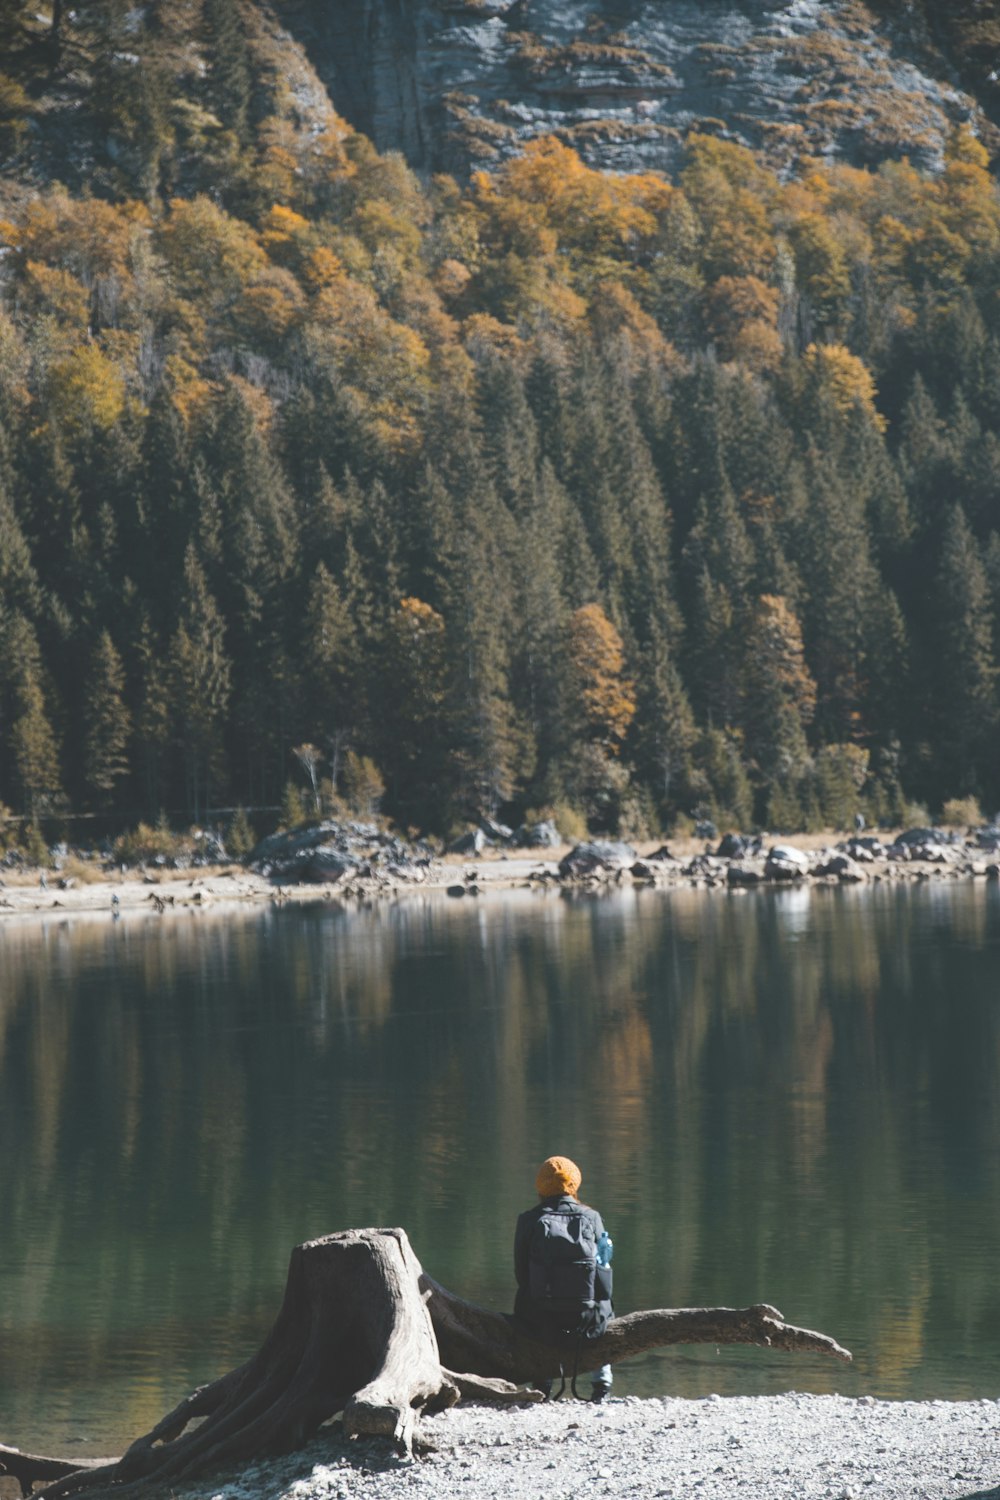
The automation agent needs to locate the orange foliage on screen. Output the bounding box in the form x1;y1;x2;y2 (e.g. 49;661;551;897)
588;280;680;370
392;598;448;709
306;277;432;449
351;199;423;265
9;191;150;283
157;196;266;302
434;257;473;304
569;603;636;752
787;212;850;322
396;597;445;642
803;342;886;432
259;203;315;271
231;267;306;349
704;275;781;369
475;137;670;264
162;354;213;426
22;261;90;330
302;246;347;293
682;138;778;278
461;313;525;361
749;595;816;726
47;343;126;433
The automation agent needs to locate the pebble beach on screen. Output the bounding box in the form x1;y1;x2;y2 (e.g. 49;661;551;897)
171;1394;1000;1500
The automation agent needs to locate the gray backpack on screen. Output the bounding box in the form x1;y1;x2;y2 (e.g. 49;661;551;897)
528;1204;611;1339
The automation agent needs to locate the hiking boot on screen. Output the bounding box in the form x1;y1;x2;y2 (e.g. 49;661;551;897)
590;1381;611;1403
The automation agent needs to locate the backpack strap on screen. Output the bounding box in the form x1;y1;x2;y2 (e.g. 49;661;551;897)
570;1332;583;1400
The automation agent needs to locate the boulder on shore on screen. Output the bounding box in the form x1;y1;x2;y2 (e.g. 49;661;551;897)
559;841;636;879
249;821;421;885
837;836;884;863
515;820;561;849
814;853;866;882
479;817;515;845
892;827;948;848
765;844;811;881
299;848;361;884
716;833;763;860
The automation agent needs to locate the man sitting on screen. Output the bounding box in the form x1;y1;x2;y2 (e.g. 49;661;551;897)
514;1154;614;1401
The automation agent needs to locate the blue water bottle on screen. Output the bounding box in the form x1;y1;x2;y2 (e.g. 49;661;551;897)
597;1230;613;1267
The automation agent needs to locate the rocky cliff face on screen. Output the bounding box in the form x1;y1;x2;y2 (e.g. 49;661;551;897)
273;0;997;178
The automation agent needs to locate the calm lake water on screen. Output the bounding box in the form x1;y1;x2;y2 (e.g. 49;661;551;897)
1;881;999;1453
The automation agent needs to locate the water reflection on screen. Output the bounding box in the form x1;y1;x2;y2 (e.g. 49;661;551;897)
0;883;999;1452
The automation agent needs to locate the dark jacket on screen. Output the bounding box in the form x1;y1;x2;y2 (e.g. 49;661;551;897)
513;1194;612;1330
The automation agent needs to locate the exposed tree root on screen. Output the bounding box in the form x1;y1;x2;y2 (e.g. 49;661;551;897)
0;1227;851;1499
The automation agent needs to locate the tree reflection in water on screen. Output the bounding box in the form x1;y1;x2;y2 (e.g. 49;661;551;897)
0;881;998;1451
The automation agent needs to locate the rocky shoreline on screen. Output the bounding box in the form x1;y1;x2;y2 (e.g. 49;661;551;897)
163;1394;999;1500
0;821;997;925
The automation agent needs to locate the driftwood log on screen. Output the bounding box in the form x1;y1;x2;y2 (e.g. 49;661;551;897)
1;1227;851;1498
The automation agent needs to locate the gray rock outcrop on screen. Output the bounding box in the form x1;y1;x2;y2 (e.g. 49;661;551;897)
274;0;988;179
248;821;425;885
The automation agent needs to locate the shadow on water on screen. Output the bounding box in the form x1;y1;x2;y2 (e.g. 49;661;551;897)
1;880;999;1450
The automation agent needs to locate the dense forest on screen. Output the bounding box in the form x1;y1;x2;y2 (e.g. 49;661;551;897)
0;0;999;842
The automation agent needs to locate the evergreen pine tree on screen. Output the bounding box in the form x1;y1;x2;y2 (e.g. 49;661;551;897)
82;629;131;806
442;481;528;821
135;610;171;816
378;596;450;829
1;613;62;818
301;562;361;790
169;545;232;821
795;452;890;745
202;0;253;143
10;672;61;820
897;376;952;534
476;352;539;520
841;406;912;578
91;0;172;197
928;505;998;798
632;623;696;820
509;458;575;795
741;594;816;795
681;473;754;726
136;389;195;614
984;532;1000;662
0;474;39;617
226;805;255;859
204;382;297;804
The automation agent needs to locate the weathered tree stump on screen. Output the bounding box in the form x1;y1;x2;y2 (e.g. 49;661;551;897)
1;1227;851;1499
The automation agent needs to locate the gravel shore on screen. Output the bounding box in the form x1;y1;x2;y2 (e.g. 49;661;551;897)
0;829;995;926
171;1396;1000;1500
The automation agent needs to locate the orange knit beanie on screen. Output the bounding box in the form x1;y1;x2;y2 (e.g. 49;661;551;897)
535;1155;582;1198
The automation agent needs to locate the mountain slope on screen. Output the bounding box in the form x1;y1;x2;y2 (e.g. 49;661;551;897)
0;1;998;834
1;0;998;203
273;0;999;178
